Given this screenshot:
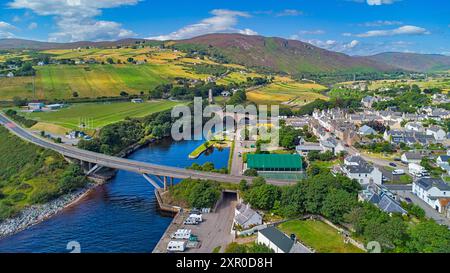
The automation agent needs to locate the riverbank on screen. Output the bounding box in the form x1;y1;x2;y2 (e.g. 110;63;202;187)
0;182;98;239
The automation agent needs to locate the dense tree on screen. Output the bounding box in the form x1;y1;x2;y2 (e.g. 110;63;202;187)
321;189;357;223
406;221;450;253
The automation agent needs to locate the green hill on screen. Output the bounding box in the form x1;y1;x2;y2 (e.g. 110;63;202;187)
176;33;394;74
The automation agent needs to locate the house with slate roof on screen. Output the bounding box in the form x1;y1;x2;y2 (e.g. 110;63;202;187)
412;178;450;213
342;155;382;185
359;183;407;215
234;203;262;230
257;227;312;253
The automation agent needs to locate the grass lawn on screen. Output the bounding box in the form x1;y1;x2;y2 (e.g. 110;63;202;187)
21;100;182;131
247;78;328;107
278;219;365;253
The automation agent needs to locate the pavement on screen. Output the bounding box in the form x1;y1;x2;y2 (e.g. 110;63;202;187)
189;192;237;253
153;192;237;253
393;190;450;227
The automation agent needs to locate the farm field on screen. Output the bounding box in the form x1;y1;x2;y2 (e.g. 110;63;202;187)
0;63;209;100
366;78;450;92
21;100;181;131
278;219;365;253
247;78;328;106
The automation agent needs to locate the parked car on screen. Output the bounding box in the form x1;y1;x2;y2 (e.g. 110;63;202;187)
392;169;405;175
389;162;397;167
404;197;413;204
184;217;199;225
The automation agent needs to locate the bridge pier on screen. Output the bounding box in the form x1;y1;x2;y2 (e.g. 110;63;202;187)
163;176;168;191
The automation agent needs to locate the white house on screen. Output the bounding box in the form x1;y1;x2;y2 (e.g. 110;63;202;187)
358;125;377;136
401;152;423;164
320;137;345;155
412;178;450;213
257;227;312;253
234;203;262;230
405;122;424;133
27;102;44;111
426;126;446;141
342;155;382;185
295;143;323;156
131;98;144;103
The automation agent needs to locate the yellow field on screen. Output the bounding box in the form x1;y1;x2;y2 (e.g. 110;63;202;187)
247;78;328;106
357;78;450;93
30;122;74;135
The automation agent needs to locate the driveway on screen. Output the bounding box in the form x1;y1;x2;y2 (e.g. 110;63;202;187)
189;192;237;253
394;190;450;227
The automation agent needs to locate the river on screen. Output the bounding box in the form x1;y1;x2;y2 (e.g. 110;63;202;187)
0;138;230;253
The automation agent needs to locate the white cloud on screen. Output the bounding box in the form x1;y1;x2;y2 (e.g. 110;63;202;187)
366;0;397;5
359;20;403;27
355;25;430;37
148;9;257;40
294;36;361;53
275;9;303;17
0;21;17;38
28;22;37;30
298;29;325;35
8;0;139;42
351;0;399;5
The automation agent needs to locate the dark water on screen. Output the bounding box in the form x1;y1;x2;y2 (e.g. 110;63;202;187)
0;138;230;253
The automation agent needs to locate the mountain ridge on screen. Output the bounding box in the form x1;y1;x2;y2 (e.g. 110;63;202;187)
1;34;449;73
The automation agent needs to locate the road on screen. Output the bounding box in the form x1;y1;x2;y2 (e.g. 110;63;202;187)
0;113;292;186
393;190;450;227
345;145;409;172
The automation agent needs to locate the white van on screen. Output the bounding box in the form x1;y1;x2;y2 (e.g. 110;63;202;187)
167;241;187;252
189;214;203;223
392;169;405;175
171;229;191;240
184;217;199;225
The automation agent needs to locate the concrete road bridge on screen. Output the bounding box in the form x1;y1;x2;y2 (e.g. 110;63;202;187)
0;113;292;190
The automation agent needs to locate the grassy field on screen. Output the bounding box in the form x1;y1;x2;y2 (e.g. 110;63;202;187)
247;77;328;106
0;63;209;100
366;78;450;93
278;219;364;253
21;100;181;132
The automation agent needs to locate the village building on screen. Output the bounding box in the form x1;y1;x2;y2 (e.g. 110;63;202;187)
234;203;263;230
341;155;382;185
412;178;450;213
401;152;423;164
359;183;407;215
257;227;312;253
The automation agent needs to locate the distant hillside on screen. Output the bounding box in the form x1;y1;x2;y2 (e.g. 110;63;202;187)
367;52;450;72
176;33;393;74
0;38;149;50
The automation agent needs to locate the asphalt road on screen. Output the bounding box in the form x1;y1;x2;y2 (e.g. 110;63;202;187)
0;113;292;186
394;190;450;227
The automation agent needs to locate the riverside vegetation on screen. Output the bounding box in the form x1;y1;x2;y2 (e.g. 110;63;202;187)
0;126;89;221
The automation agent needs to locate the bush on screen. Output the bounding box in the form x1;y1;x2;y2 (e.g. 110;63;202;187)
243;169;258;177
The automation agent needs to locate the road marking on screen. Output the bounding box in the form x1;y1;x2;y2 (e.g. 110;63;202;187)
5;122;16;128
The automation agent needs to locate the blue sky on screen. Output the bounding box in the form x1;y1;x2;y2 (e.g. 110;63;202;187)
0;0;449;56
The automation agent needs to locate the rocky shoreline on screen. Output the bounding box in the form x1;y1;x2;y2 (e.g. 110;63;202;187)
0;183;97;239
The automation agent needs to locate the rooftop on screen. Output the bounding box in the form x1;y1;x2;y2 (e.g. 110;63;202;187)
259;227;294;253
415;178;450;191
247;154;302;170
